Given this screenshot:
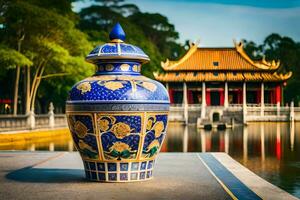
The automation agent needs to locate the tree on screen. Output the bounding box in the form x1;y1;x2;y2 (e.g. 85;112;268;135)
243;34;300;104
0;0;185;113
0;0;93;114
128;12;184;60
78;1;184;78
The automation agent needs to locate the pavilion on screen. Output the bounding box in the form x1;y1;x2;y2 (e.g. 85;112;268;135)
155;41;292;123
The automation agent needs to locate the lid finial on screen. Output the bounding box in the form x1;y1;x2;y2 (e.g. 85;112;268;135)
109;23;126;42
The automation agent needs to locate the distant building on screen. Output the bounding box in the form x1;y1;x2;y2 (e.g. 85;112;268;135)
156;41;291;106
155;41;292;123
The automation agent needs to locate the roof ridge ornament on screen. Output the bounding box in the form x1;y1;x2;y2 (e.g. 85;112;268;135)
109;23;126;43
189;39;200;48
234;39;272;70
161;39;199;69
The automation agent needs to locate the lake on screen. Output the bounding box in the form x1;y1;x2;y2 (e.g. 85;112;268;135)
0;122;299;198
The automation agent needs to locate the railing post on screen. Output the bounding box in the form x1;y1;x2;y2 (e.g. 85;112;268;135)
183;82;188;124
260;82;264;116
27;110;35;129
201;82;206;119
49;102;55;128
224;82;229;108
290;101;295;122
243;82;247;124
277;102;280;117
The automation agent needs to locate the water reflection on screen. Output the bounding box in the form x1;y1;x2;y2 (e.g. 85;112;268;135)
0;132;73;152
163;122;300;198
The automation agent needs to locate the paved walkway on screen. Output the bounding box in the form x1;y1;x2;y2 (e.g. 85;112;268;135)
0;152;297;200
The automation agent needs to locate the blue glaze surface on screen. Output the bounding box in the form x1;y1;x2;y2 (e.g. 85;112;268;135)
68;75;169;102
109;23;126;41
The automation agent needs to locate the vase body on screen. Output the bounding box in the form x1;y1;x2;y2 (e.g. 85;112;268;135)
66;27;169;182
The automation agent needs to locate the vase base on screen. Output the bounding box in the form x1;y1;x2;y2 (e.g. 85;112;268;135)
83;159;155;182
85;175;154;183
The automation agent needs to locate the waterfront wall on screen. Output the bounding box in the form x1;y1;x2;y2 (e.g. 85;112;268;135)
169;103;300;124
0;114;67;132
1;103;299;132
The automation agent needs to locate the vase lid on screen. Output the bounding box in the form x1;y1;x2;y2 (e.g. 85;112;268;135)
86;23;150;64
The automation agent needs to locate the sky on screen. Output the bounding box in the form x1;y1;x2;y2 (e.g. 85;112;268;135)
73;0;300;47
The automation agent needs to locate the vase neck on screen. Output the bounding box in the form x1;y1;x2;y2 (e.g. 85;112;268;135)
95;61;141;75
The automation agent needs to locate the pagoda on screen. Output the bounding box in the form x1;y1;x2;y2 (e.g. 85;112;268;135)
154;41;292;122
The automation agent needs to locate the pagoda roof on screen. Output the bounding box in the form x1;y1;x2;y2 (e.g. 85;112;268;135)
154;71;292;82
161;41;280;71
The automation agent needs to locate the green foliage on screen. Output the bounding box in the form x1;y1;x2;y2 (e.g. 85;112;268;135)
78;2;184;78
0;0;183;113
0;0;93;113
243;34;300;104
0;45;32;69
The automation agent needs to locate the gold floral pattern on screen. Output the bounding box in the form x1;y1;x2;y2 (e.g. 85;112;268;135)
99;119;110;132
141;82;157;92
98;116;116;133
153;121;164;138
87;75;159;94
132;65;139;72
111;122;132;139
76;82;91;94
78;140;98;159
147;139;160;150
105;64;114;71
78;140;91;150
74;121;88;138
142;115;167;158
110;142;131;152
120;64;130;71
146;119;153;131
103;81;124;91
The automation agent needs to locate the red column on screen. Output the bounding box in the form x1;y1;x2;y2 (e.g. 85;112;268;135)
256;88;261;104
275;85;281;104
220;89;224;106
206;89;211;106
169;89;174;104
188;90;193;104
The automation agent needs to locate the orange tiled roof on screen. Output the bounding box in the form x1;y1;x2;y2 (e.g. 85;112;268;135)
154;72;292;82
161;41;280;71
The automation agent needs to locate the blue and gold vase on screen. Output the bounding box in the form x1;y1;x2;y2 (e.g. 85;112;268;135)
66;23;169;182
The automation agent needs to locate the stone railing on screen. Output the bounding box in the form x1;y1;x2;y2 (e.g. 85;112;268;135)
0;103;67;132
0;113;67;132
168;102;300;123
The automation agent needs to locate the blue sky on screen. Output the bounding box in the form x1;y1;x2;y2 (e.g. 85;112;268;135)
73;0;300;46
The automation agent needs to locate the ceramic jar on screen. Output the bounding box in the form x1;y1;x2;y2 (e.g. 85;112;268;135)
66;23;169;182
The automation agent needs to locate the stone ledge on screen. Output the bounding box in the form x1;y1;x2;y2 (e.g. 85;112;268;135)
0;152;297;200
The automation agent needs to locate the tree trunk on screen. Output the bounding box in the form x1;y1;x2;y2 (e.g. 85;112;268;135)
30;66;45;112
13;65;20;115
13;34;24;115
29;62;43;112
25;65;31;114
